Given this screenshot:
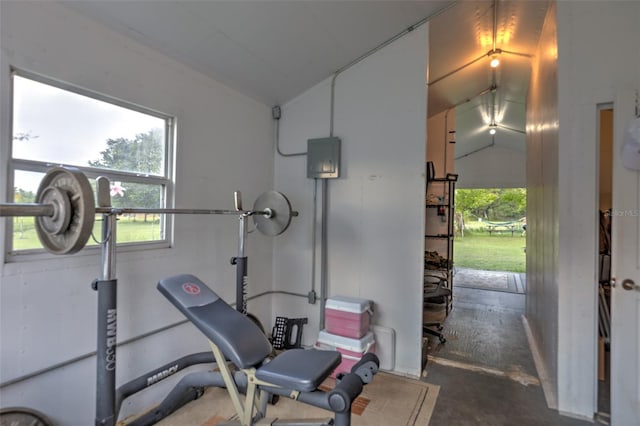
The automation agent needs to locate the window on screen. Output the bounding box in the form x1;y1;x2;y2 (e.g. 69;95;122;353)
9;70;174;255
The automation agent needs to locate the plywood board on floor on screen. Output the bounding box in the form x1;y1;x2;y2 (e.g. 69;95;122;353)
155;372;439;426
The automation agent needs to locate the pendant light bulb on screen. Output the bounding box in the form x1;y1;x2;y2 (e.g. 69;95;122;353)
490;56;500;68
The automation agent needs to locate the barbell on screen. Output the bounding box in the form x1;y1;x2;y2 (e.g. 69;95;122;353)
0;167;297;255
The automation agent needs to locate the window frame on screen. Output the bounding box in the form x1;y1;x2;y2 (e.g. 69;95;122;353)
6;68;176;260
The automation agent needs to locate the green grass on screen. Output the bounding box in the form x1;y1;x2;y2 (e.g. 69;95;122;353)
12;215;524;272
454;231;526;272
11;216;163;251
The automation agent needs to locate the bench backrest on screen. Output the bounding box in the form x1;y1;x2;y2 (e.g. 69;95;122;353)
157;274;272;369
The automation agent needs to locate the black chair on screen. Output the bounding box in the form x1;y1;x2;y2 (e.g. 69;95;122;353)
423;273;451;344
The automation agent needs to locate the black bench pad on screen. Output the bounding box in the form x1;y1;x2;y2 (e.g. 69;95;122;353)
256;349;341;392
157;274;272;369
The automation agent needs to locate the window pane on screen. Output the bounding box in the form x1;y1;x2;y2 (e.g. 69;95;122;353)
11;171;166;251
12;75;166;175
12;170;43;251
107;180;166;244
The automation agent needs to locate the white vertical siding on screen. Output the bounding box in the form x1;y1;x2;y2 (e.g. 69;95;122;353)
273;26;429;376
0;2;274;423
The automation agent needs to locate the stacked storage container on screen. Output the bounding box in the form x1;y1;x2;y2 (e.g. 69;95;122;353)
315;296;374;378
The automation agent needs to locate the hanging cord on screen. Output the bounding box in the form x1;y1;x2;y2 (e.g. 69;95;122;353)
90;231;110;245
635;89;639;118
90;216;112;245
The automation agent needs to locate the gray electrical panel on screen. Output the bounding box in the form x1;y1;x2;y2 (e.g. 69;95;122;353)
307;137;341;179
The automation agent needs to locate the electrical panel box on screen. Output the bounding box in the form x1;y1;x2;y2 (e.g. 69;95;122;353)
307;137;341;179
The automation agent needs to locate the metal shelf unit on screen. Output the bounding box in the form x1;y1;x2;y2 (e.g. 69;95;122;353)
424;173;457;314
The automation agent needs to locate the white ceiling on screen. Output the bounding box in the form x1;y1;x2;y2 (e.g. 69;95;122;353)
62;0;453;106
62;0;548;159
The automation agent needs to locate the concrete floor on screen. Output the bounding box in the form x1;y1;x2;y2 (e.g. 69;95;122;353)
423;284;594;426
149;272;604;425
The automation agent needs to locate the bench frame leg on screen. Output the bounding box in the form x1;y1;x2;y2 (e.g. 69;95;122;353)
209;342;247;421
208;342;336;426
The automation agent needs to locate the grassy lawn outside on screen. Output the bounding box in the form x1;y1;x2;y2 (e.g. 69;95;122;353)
12;215;163;251
454;230;526;272
12;214;525;271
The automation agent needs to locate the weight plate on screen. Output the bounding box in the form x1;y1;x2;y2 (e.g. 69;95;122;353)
252;191;293;236
37;186;71;235
0;407;53;426
35;167;95;254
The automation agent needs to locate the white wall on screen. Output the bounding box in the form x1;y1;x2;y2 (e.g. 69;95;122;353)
526;2;640;419
456;145;526;189
0;2;274;424
525;1;560;411
427;110;455;176
555;1;640;419
272;26;428;376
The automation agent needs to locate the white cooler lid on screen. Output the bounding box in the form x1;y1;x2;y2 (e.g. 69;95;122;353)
317;330;375;352
325;295;371;313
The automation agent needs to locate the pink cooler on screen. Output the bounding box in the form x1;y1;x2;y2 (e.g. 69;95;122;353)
325;296;372;338
315;330;376;378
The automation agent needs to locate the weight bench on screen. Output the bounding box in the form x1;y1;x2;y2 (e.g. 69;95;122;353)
157;274;380;426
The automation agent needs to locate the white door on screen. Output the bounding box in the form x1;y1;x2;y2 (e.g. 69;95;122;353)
610;89;640;426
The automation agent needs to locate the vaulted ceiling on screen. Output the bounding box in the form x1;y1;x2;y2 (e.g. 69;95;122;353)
428;1;548;159
62;0;548;159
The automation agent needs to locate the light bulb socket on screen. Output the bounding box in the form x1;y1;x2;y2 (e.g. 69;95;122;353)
488;48;502;68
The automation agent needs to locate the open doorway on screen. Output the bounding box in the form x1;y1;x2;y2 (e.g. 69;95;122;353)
422;0;540;380
597;105;614;420
453;187;526;292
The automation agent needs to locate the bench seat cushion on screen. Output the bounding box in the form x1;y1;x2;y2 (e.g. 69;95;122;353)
256;349;341;392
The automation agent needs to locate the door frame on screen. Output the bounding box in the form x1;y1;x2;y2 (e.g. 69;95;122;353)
609;88;639;426
595;102;614;416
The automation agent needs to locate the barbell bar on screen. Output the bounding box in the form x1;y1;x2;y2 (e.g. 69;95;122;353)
0;167;297;255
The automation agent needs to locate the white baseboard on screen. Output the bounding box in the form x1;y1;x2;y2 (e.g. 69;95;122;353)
522;314;558;410
559;409;596;423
